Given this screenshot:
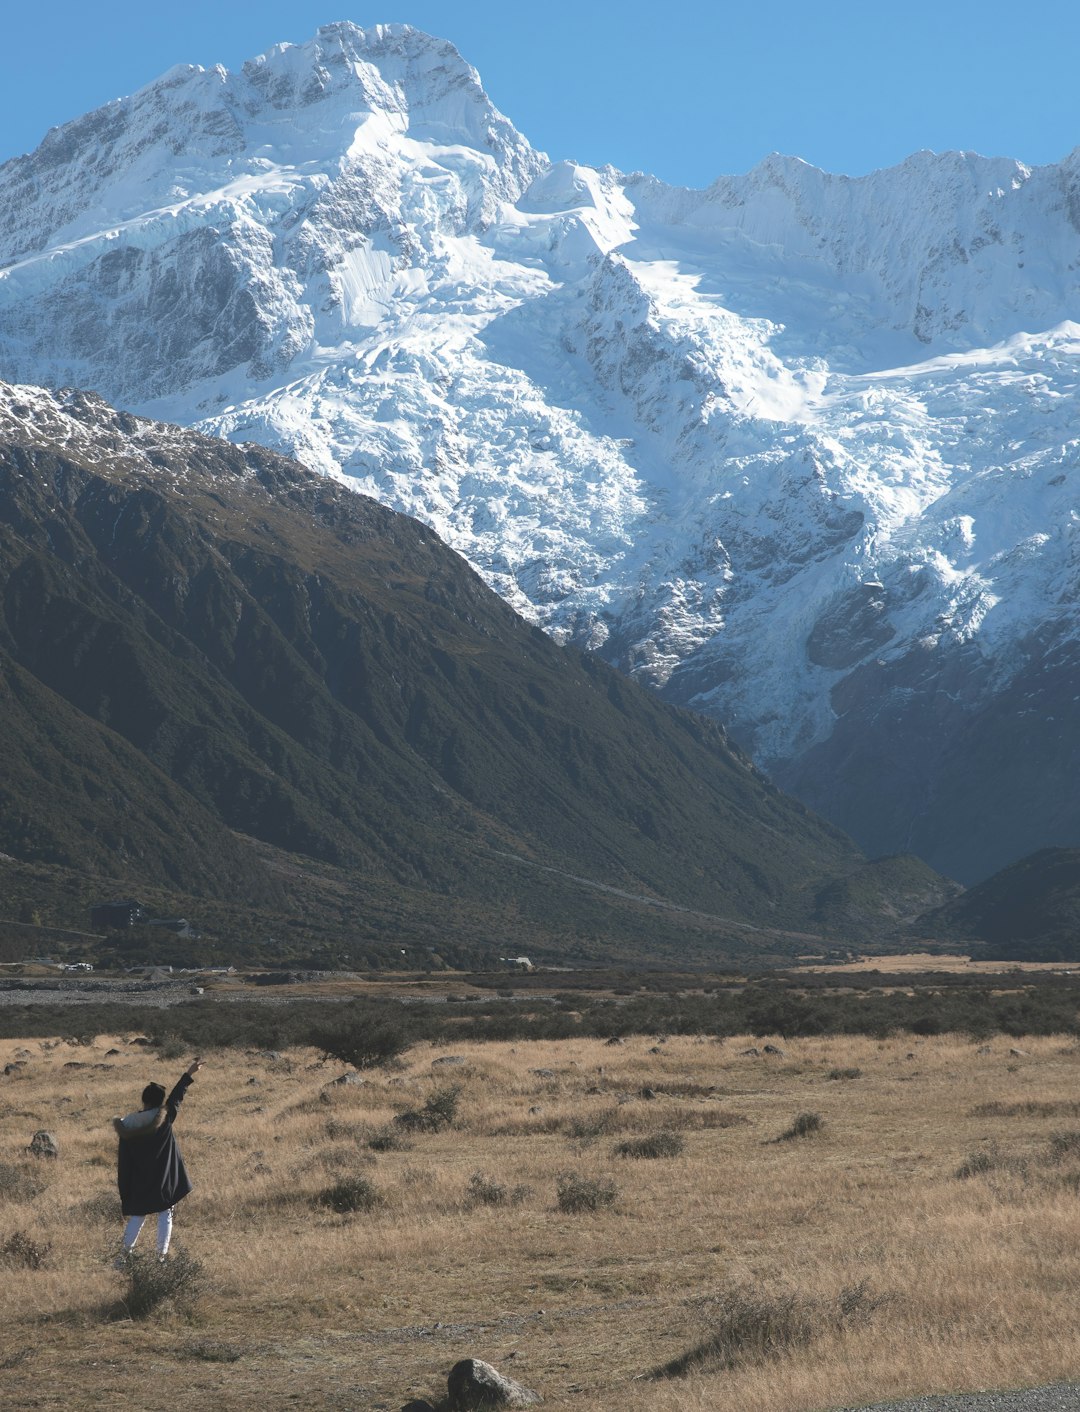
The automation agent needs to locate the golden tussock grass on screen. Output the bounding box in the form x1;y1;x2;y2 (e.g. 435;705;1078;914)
1;1030;1079;1409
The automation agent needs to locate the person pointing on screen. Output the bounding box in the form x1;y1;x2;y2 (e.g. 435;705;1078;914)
113;1057;203;1263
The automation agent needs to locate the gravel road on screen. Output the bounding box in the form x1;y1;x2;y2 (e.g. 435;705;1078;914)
839;1385;1080;1411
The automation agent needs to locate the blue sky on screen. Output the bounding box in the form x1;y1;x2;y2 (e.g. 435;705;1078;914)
3;2;1079;185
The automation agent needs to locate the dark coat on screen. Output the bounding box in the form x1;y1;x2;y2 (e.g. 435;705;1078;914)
114;1072;194;1217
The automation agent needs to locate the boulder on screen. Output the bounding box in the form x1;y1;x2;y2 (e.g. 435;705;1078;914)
446;1358;541;1409
432;1056;467;1068
28;1130;58;1158
763;1044;786;1058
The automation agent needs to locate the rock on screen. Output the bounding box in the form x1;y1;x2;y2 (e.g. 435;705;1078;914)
28;1130;58;1158
640;1087;657;1100
401;1401;437;1412
529;1068;556;1079
763;1044;786;1058
740;1047;760;1058
976;1045;992;1055
647;1046;663;1054
604;1037;624;1046
4;1061;25;1076
528;1105;543;1115
446;1358;541;1409
1009;1047;1028;1057
105;1048;120;1056
329;1072;365;1086
432;1056;467;1068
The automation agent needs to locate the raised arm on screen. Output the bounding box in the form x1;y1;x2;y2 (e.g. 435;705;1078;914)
165;1057;204;1118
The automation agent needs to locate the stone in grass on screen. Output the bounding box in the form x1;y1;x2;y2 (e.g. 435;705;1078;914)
401;1402;437;1412
763;1044;785;1057
446;1358;541;1409
28;1131;58;1159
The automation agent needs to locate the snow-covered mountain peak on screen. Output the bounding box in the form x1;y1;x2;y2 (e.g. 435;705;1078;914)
2;26;1080;883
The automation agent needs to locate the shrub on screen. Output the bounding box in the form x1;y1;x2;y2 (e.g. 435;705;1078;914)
317;1175;382;1214
565;1108;622;1142
827;1067;862;1081
955;1149;995;1179
367;1125;412;1152
1;1230;51;1268
466;1171;508;1206
556;1171;618;1213
121;1249;205;1320
394;1084;461;1133
954;1146;1027;1181
614;1132;686;1160
309;1014;411;1071
776;1112;823;1142
1047;1131;1080;1163
653;1280;884;1378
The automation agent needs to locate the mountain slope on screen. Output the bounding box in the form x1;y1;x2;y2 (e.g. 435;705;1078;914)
926;848;1080;961
1;23;1078;881
0;380;945;959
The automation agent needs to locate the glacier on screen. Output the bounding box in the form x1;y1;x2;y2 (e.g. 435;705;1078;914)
1;20;1079;883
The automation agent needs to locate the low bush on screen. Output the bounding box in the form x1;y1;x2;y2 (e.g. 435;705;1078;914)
121;1249;205;1320
556;1171;618;1213
367;1125;412;1152
827;1067;862;1081
1046;1131;1080;1164
394;1084;461;1133
1;1230;51;1268
654;1280;884;1378
466;1172;509;1206
316;1174;382;1214
614;1132;686;1160
776;1112;823;1142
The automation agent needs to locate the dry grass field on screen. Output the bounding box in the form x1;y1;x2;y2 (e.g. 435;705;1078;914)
2;1028;1080;1410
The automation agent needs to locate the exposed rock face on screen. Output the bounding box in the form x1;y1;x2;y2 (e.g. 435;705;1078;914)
3;23;1079;880
28;1130;58;1158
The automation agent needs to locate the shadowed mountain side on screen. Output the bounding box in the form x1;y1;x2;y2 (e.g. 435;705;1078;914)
925;847;1080;962
0;384;951;955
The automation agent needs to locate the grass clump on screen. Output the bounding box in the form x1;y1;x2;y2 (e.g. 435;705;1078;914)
317;1174;382;1214
367;1125;413;1152
465;1171;530;1207
614;1132;686;1160
1;1230;51;1268
394;1084;461;1133
827;1067;862;1081
776;1111;824;1142
1046;1131;1080;1164
654;1280;883;1378
120;1249;205;1320
556;1171;618;1213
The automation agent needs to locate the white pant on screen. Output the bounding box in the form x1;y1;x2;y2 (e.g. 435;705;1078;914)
121;1207;174;1256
